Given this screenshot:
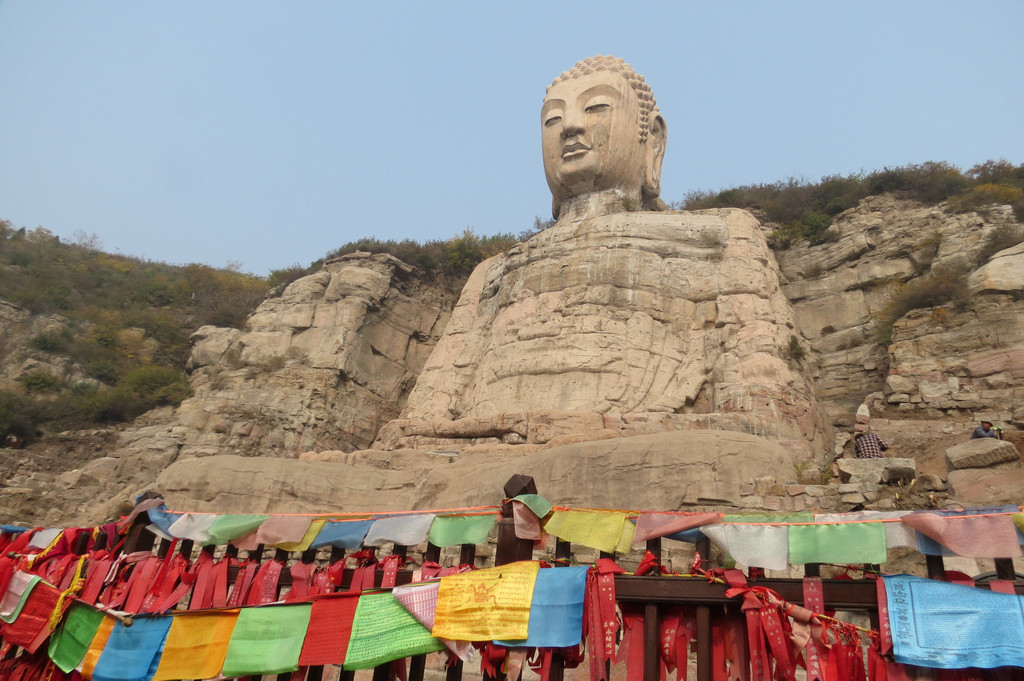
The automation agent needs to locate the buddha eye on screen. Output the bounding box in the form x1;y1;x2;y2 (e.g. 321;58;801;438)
585;103;611;114
544;115;562;128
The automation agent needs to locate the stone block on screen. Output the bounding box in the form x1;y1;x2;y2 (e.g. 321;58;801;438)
836;458;916;484
887;393;910;404
841;492;867;504
884;376;915;395
945;439;1020;471
796;467;821;484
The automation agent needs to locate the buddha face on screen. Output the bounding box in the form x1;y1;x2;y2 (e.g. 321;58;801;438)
541;71;647;209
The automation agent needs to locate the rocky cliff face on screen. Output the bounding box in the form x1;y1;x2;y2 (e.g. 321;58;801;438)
4;196;1024;526
775;195;1023;425
0;252;457;524
0;301;91;394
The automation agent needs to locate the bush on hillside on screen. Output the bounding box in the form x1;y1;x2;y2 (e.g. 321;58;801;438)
0;390;43;443
680;159;1024;249
976;224;1024;265
872;262;971;343
946;183;1024;214
17;370;63;394
322;228;519;280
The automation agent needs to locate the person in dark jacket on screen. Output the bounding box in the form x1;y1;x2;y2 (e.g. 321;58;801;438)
971;421;1002;439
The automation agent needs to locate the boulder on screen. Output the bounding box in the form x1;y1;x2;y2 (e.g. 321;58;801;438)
944;438;1020;471
967;242;1024;294
835;458;916;484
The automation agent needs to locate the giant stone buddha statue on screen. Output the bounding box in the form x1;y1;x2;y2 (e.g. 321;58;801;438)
375;56;828;458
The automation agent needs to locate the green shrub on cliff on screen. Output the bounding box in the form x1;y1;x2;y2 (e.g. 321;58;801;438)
681;159;1024;249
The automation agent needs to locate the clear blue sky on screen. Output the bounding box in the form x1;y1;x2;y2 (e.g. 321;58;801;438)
1;1;1021;275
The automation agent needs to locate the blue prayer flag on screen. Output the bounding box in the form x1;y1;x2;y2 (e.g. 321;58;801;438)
145;504;182;535
311;520;374;549
494;567;588;648
92;616;172;681
884;574;1024;669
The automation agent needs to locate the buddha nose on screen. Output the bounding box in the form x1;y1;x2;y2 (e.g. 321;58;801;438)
561;106;585;138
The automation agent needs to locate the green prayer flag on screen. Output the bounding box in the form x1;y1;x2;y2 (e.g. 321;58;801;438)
205;514;269;545
221;604;311;676
513;494;553;518
1012;513;1024;534
48;603;105;673
789;522;888;565
428;515;496;548
344;592;444;670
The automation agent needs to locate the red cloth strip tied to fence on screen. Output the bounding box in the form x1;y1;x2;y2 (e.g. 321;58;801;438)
659;607;696;681
585;558;624;681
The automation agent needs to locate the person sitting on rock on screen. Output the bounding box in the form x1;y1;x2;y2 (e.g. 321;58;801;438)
971;420;1002;439
854;431;889;459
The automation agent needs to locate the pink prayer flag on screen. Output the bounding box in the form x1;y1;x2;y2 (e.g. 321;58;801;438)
255;516;314;545
512;500;544;540
633;512;723;543
232;531;261;551
393;581;473;661
901;512;1022;558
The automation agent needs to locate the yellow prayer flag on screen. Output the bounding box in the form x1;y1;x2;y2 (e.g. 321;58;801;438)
79;615;115;681
615;518;635;554
276;519;328;552
152;610;239;681
544;510;630;554
432;561;539;641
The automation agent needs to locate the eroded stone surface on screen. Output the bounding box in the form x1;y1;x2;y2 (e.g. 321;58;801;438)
151;431;791;517
945;438;1020;470
947;468;1024;506
775;196;1020;421
388;209;827;455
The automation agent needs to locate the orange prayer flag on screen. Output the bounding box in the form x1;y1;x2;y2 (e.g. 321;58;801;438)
152;610;239;681
80;615;115;681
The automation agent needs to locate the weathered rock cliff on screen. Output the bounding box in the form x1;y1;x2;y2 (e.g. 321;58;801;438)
4;195;1024;526
0;252;457;524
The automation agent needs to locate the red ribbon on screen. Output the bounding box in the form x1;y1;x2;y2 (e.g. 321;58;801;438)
227;559;260;607
285;562;314;602
246;559;283;604
584;559;625;681
803;577;826;681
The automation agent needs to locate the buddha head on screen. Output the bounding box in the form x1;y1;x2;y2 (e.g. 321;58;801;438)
542;55;667;220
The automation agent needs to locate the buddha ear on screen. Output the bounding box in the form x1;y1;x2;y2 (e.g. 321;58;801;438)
642;113;667;207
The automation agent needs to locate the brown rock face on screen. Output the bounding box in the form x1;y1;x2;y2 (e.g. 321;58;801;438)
177;252;454;456
156;430;792;514
382;209;828;457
